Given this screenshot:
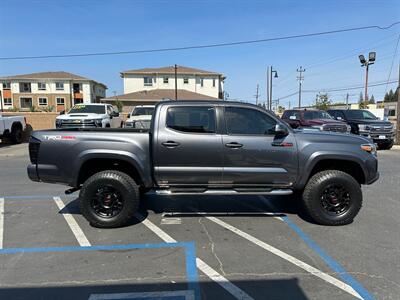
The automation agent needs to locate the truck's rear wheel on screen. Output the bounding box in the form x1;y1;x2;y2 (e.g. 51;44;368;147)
11;126;23;144
302;170;362;225
79;170;139;228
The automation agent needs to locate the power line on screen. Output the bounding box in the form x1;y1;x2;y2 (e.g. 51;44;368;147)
303;80;397;93
1;21;400;61
384;34;400;94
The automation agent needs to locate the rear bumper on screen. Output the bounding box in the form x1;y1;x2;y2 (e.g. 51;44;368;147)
366;171;379;184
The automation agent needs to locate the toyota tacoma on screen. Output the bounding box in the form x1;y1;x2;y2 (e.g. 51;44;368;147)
27;101;379;227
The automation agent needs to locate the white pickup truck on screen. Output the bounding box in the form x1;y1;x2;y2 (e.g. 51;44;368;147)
55;103;123;129
0;114;26;144
124;105;155;129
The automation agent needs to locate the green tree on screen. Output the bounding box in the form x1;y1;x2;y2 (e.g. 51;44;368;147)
369;94;375;104
358;91;367;108
315;93;331;110
114;100;123;112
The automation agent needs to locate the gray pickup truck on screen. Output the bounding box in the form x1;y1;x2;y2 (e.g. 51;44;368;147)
27;101;379;227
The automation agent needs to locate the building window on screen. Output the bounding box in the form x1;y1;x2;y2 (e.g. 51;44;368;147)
74;98;83;105
20;97;32;109
38;97;48;106
183;78;189;84
73;83;80;93
144;77;153;86
213;78;216;87
38;82;46;90
2;82;11;89
200;78;204;87
20;83;31;93
56;97;65;105
163;77;169;84
3;98;12;106
55;82;64;90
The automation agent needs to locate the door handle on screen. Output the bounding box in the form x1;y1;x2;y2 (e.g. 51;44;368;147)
162;141;180;148
225;142;243;148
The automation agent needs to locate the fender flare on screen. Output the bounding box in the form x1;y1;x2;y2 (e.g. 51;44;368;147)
72;149;148;187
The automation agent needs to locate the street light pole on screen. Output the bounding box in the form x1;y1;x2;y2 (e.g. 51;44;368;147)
297;66;305;108
269;66;278;110
359;52;376;108
174;64;178;100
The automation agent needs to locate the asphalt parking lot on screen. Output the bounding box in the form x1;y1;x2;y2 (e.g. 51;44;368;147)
0;142;399;300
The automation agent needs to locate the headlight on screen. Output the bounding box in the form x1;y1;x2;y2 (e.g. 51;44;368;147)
311;125;324;131
358;124;370;131
361;143;377;156
94;119;103;127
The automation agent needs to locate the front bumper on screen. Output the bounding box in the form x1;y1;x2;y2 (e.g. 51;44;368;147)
359;131;394;143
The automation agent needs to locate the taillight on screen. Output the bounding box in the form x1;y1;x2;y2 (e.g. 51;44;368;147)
28;137;41;164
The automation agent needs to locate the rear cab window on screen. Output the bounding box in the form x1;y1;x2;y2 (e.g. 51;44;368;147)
166;106;216;133
282;110;301;120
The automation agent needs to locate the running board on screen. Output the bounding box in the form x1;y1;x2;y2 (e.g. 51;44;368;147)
154;189;293;196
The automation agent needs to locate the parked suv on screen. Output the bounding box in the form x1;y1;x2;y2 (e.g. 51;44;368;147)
281;109;350;133
56;103;123;128
327;109;394;150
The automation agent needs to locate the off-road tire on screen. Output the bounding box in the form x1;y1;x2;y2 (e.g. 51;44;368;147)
302;170;362;226
79;170;140;228
377;141;393;150
10;126;23;144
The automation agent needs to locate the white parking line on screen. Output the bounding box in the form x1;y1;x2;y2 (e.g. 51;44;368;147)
206;216;362;299
138;215;255;300
53;197;91;247
0;198;4;249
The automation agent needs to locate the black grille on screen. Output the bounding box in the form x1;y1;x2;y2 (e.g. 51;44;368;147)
29;140;40;164
59;120;97;128
322;124;347;133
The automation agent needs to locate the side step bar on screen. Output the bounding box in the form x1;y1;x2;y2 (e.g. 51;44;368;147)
154;189;293;196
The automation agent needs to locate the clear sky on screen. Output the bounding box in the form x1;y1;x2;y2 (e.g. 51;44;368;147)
1;0;399;107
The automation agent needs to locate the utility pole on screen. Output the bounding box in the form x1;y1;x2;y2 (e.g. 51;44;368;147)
297;66;305;108
174;64;178;100
254;84;260;105
266;67;270;110
0;91;3;113
396;61;400;145
288;100;291;109
346;93;349;109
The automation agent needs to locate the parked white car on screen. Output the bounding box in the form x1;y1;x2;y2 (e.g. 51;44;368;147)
55;104;123;128
0;114;26;144
124;105;155;129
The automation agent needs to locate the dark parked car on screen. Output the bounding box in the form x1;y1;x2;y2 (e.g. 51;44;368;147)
327;109;394;150
28;101;378;227
281;109;350;133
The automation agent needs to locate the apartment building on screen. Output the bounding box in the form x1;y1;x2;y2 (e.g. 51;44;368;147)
101;65;225;111
121;65;225;98
0;71;107;112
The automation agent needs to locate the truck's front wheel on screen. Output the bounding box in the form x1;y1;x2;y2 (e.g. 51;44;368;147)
79;170;139;228
302;170;362;225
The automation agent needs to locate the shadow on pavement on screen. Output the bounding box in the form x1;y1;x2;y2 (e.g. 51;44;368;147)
0;278;308;300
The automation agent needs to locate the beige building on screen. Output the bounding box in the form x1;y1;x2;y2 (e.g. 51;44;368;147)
0;71;107;112
102;65;225;112
102;89;219;112
120;65;225;99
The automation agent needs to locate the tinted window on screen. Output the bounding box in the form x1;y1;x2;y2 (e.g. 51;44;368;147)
303;111;333;120
282;110;301;120
69;104;105;114
132;107;155;116
343;110;377;120
225;107;276;135
166;106;216;133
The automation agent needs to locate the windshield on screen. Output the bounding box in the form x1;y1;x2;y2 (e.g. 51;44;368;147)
68;105;105;114
132;107;155;116
303;111;333;120
344;110;377;120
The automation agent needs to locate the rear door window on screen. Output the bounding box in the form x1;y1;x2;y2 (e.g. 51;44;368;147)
166;106;216;133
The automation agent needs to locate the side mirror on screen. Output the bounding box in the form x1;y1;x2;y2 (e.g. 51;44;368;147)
59;110;65;115
127;114;131;119
275;123;289;136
